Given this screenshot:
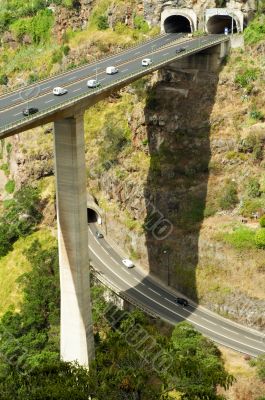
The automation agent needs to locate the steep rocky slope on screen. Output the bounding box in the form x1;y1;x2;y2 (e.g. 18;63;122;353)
0;1;264;330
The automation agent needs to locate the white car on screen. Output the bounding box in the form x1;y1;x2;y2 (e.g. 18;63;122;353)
106;66;118;75
141;58;152;66
53;86;68;95
122;259;134;268
87;79;101;88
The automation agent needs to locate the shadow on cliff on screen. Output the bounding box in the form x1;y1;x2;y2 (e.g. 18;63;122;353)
138;53;223;305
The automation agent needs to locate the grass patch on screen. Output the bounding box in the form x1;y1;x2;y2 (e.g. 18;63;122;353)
217;226;256;250
0;229;56;316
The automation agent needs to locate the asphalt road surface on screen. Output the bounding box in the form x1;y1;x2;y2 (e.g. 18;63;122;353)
0;33;227;133
88;224;265;357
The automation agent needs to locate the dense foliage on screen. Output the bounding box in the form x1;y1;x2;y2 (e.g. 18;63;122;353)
0;185;42;257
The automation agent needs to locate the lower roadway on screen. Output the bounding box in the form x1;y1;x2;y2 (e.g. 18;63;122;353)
88;224;265;357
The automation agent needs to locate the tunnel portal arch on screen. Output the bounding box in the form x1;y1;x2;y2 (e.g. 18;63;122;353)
205;9;243;34
87;199;103;225
161;8;197;33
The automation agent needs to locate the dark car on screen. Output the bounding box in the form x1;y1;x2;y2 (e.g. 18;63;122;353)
96;231;104;239
22;107;39;116
176;47;186;54
176;297;189;306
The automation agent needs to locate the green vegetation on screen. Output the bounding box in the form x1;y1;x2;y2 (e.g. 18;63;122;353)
249;108;264;121
0;240;234;398
133;15;149;33
256;355;265;381
254;228;265;249
218;180;238;210
4;179;15;194
246;177;261;198
218;226;256;250
0;185;42;257
96;15;109;30
240;198;265;217
244;15;265;45
234;68;259;90
259;215;265;227
10;9;54;44
0;74;8;86
0;230;55;316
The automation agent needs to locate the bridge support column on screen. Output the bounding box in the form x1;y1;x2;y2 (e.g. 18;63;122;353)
53;114;94;366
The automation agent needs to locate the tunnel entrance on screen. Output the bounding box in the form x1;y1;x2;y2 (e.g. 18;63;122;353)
207;15;238;34
164;15;192;33
87;208;100;224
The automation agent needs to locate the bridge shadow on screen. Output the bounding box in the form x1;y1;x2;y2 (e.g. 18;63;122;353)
139;56;222;306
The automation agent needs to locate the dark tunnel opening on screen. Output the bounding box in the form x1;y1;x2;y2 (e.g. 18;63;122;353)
87;208;98;223
164;15;192;33
207;15;238;34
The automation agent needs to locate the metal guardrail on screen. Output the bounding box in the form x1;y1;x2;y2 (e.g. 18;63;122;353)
0;32;170;97
91;264;159;319
0;35;229;135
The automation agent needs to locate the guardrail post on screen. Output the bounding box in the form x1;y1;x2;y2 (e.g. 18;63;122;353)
53;113;95;366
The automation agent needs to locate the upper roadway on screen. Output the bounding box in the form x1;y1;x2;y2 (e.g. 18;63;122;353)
0;33;229;137
88;224;265;358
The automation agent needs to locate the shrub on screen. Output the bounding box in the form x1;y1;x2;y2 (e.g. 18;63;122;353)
250;108;264;121
255;228;265;249
5;180;15;194
244;15;265;44
51;48;63;64
240;198;265;217
259;215;265;228
62;44;70;56
133;15;149;33
97;15;108;30
219;180;238;210
246;177;261;198
0;74;8;85
27;73;39;84
235;68;259;88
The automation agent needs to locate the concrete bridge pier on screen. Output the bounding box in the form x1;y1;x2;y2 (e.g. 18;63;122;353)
53;114;95;366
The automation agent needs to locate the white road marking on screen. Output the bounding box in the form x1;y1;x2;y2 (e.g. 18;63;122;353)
221;326;239;334
99;78;106;82
45;99;55;103
134;51;141;55
42;85;51;90
116;59;121;62
68;75;77;81
201;317;217;326
163;52;169;56
88;245;265;353
121;68;128;72
244;335;263;343
13;112;21;116
73;87;82;92
148;287;159;295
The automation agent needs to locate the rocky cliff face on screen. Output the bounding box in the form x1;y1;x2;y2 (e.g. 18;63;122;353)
143;0;257;26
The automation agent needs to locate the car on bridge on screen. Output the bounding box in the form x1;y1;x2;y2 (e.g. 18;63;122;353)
141;58;152;67
87;79;101;88
176;47;186;54
22;107;39;116
53;86;68;96
106;66;118;75
122;259;134;268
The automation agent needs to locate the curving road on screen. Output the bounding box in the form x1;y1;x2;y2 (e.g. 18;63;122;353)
88;224;265;357
0;33;228;136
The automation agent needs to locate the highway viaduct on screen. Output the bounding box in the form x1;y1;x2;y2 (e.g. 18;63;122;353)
0;33;230;366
